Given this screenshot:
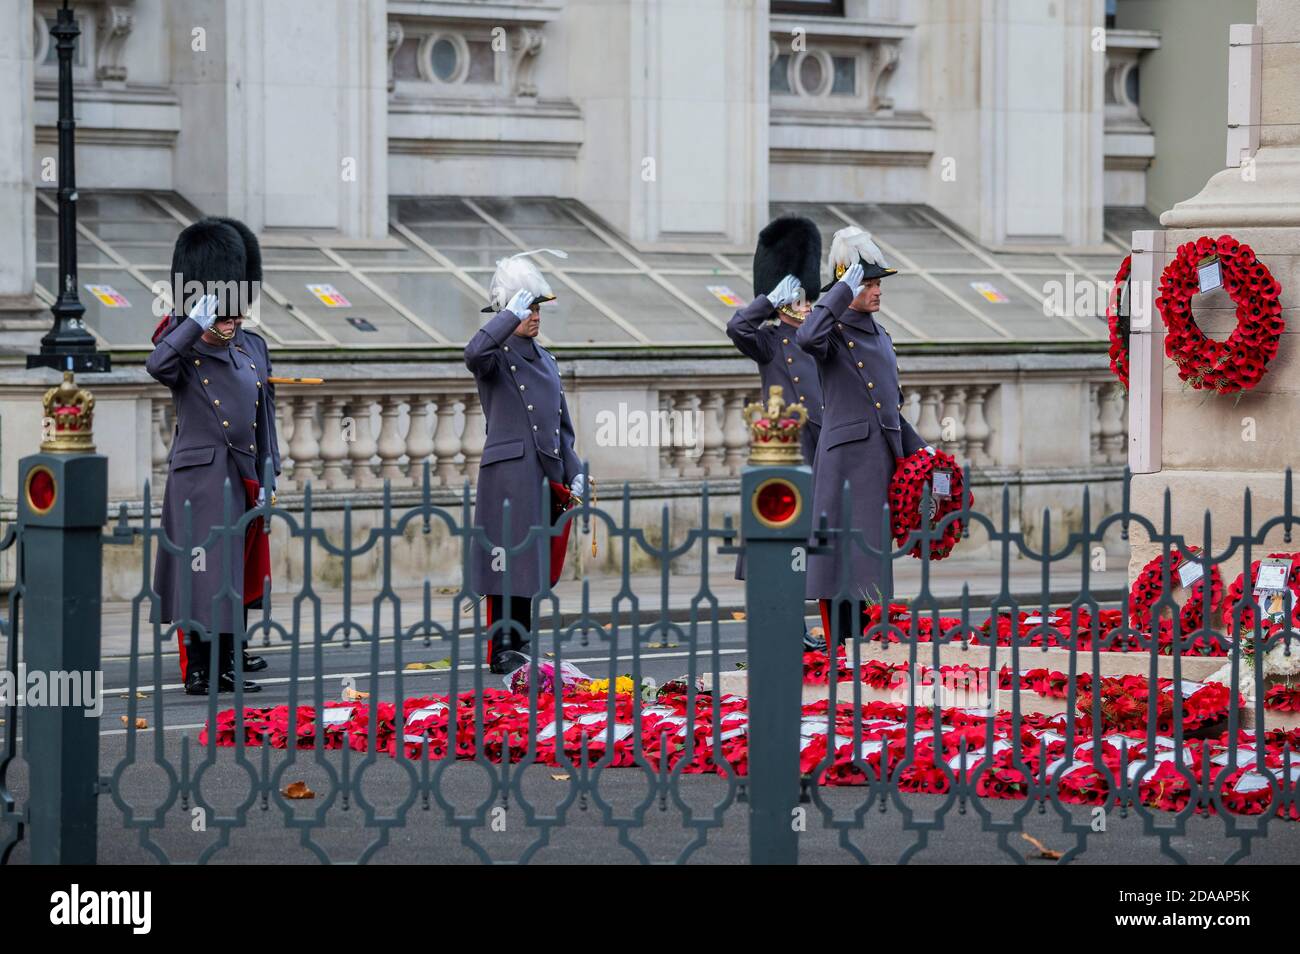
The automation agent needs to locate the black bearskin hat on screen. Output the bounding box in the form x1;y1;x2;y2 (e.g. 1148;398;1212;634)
169;216;260;318
753;216;822;304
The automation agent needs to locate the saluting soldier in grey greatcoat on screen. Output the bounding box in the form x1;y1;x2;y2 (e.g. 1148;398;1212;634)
726;216;825;466
796;227;933;642
148;217;279;694
465;250;585;673
726;216;827;649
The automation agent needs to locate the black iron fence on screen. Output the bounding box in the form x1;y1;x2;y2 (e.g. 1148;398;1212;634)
2;452;1298;864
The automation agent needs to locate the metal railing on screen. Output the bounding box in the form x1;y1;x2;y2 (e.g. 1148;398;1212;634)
2;458;1297;864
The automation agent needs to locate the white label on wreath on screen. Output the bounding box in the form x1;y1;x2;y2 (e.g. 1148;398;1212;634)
931;470;952;498
1176;560;1204;589
1197;258;1223;294
1255;559;1290;592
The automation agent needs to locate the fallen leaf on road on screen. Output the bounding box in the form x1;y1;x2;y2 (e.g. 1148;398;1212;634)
544;652;555;659
405;659;451;671
732;611;746;621
342;687;370;702
282;781;315;799
1021;833;1062;860
735;662;748;670
550;773;570;781
648;642;679;649
120;716;148;729
118;691;149;700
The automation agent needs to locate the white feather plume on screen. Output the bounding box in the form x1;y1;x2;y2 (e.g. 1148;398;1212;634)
487;248;569;310
827;226;888;272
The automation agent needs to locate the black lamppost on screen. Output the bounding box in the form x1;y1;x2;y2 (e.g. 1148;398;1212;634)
28;0;110;373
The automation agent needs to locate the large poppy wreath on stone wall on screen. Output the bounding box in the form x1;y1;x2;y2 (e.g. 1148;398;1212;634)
1156;234;1284;394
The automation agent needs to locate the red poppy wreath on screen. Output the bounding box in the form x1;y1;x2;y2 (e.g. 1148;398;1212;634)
888;448;971;560
1128;545;1223;636
1156;235;1285;394
1106;254;1131;389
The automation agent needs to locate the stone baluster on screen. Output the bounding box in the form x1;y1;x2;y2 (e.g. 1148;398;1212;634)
462;392;486;483
151;399;170;490
288;394;321;490
1089;381;1102;462
318;396;350;489
722;391;749;474
347;397;379;488
433;395;462;485
699;391;726;476
917;386;944;448
376;395;407;485
1099;381;1126;464
659;392;679;477
964;384;993;467
940;386;968;459
899;389;920;429
405;394;434;485
673;392;703;477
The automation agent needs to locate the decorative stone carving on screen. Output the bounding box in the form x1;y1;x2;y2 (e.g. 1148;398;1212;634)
866;39;899;114
95;4;134;83
512;27;544;98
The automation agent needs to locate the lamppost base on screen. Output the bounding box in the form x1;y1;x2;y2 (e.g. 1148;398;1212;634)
26;352;112;373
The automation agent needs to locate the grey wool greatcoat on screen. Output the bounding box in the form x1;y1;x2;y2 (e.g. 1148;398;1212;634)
465;309;582;597
726;295;824;580
725;295;823;464
147;316;281;633
795;282;926;602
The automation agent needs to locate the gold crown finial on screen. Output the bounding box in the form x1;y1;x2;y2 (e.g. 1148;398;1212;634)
41;370;96;453
743;385;807;465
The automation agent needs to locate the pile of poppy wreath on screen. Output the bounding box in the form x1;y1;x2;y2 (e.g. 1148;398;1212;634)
801;653;1230;733
203;690;1297;819
1157;234;1284;394
853;602;1231;656
1106;254;1132;389
888;448;971;560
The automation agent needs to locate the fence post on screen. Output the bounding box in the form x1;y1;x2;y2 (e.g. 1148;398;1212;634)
18;373;107;864
739;387;813;865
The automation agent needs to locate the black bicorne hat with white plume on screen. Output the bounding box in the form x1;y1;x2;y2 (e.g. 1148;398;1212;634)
820;225;897;292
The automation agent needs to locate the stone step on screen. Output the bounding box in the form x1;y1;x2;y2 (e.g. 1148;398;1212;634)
703;666;1300;733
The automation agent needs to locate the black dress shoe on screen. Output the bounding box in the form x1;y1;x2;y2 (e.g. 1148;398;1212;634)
184;670;211;695
243;652;268;672
216;671;262;693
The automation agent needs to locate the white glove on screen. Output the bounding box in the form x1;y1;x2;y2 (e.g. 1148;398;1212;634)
187;293;219;331
837;262;864;293
505;289;535;320
924;445;937;456
256;486;267;507
569;473;586;499
766;274;801;309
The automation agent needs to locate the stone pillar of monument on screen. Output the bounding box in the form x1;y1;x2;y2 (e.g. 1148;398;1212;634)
0;0;46;354
1127;0;1300;587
